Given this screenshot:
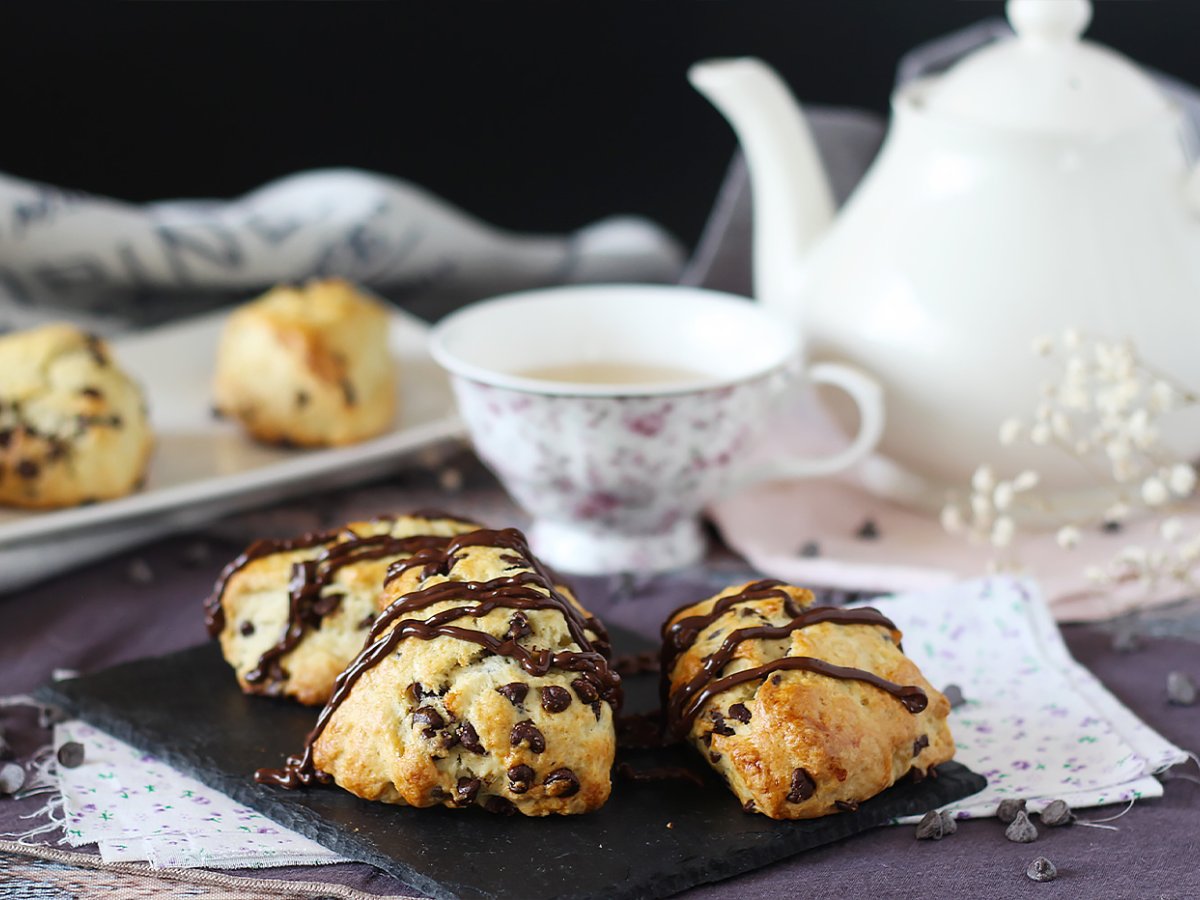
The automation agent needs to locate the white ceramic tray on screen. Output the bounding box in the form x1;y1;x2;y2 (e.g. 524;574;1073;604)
0;307;464;591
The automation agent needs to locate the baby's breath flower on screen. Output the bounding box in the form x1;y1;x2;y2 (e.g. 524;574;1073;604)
971;465;995;494
1062;328;1081;350
993;481;1015;511
1030;423;1051;445
998;418;1023;446
991;516;1015;548
1084;565;1107;583
1150;380;1175;412
1011;470;1040;491
1056;525;1081;549
1141;476;1169;506
1168;463;1197;497
940;504;964;534
1160;517;1185;543
1032;335;1054;356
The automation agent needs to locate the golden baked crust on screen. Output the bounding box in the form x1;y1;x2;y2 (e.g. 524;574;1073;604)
0;324;153;509
662;580;954;819
265;528;620;816
208;512;481;706
212;279;396;447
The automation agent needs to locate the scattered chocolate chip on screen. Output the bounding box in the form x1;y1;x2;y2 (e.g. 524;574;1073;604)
915;809;946;840
0;762;25;795
797;540;821;558
508;764;535;794
787;767;815;803
541;685;572;713
239;621;255;637
483;795;517;816
1026;857;1058;882
16;459;39;480
457;722;486;754
57;741;85;769
835;800;859;813
127;558;154;585
997;798;1027;824
708;751;722;763
497;682;528;707
856;519;880;540
1167;671;1197;706
45;440;68;462
742;799;757;814
708;709;734;736
942;683;966;709
571;677;599;704
295;390;310;409
913;734;929;757
413;706;445;737
440;729;460;750
591;701;602;720
505;612;532;642
1040;799;1074;827
510;720;545;753
79;386;103;399
1005;810;1039;843
543;767;580;798
406;682;427;705
727;703;751;724
771;674;783;687
455;776;481;805
1101;519;1122;534
429;785;449;801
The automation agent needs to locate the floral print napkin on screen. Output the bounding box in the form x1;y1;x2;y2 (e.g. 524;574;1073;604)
871;576;1188;820
54;720;344;868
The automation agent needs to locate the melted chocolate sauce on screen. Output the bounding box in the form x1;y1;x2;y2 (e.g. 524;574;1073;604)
661;580;926;739
256;528;621;790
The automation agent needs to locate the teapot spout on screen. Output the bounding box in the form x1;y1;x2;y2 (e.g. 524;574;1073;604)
689;58;835;314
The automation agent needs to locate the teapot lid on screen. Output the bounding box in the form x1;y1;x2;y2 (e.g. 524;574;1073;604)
920;0;1171;136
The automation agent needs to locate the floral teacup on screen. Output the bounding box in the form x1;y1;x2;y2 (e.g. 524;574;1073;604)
430;284;883;574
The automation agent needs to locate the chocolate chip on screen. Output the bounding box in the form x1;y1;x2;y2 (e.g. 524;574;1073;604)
771;674;783;686
742;799;757;813
728;703;751;724
239;621;255;637
942;683;966;709
571;677;599;704
0;429;11;448
295;390;310;409
507;764;535;794
455;776;481;805
856;518;880;540
1167;671;1197;706
835;799;859;813
787;767;815;803
413;706;445;737
1005;810;1039;843
709;710;734;736
406;682;427;704
457;721;486;754
57;741;85;769
1026;857;1058;882
484;795;517;816
798;540;821;558
541;685;572;713
340;379;357;406
1040;799;1074;827
543;767;580;798
510;720;545;753
908;766;926;783
915;809;945;840
0;762;25;795
913;734;929;757
79;387;103;399
16;459;39;480
1101;519;1122;534
357;613;375;630
46;440;68;462
497;682;528;707
997;798;1027;824
591;702;602;721
505;612;532;642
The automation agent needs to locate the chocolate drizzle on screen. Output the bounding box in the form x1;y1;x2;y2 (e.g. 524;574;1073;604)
255;527;621;790
661;580;927;740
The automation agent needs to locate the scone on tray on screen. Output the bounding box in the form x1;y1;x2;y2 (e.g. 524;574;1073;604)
662;579;954;819
207;511;482;706
212;278;396;447
257;527;622;817
0;324;152;509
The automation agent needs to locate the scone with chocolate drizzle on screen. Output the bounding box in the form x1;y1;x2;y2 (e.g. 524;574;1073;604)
206;511;481;705
662;580;953;819
256;528;621;817
0;324;152;509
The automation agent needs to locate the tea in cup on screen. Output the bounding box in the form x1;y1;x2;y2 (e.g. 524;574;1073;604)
430;284;883;573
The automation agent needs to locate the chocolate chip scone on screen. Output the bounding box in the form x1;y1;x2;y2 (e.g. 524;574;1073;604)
212;278;396;447
662;579;953;819
0;323;152;509
257;527;621;816
206;511;481;705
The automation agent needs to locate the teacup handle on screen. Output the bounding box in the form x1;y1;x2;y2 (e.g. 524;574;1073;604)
741;361;885;485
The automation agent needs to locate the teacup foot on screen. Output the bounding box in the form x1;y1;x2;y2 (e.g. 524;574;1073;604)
529;518;706;575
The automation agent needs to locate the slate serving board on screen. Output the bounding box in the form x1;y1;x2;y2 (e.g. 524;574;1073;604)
39;627;986;900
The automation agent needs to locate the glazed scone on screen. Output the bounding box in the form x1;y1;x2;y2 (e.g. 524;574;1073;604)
212;279;396;447
206;512;481;705
662;580;954;819
257;528;621;817
0;324;152;509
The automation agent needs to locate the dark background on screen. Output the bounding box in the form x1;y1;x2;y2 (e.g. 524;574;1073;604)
2;1;1193;249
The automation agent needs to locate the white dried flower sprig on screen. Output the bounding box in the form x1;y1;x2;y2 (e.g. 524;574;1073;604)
942;329;1200;588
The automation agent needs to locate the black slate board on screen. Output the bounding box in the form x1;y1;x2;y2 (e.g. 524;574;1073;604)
39;628;985;900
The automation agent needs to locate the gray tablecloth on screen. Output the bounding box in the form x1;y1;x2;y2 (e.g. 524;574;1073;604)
1;453;1198;899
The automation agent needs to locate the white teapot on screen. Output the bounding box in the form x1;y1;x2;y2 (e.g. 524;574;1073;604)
691;0;1200;505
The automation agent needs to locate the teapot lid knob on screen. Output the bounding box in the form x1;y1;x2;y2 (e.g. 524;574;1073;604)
1007;0;1092;43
